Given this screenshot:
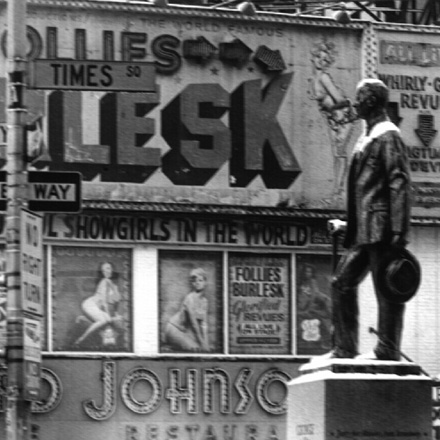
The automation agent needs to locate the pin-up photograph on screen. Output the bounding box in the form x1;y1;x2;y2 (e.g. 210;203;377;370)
51;246;132;352
296;254;333;355
159;250;223;354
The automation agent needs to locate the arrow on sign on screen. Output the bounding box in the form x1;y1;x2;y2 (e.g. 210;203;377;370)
254;45;286;72
415;113;437;147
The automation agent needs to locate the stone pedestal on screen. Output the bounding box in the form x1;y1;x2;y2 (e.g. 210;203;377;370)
287;360;432;440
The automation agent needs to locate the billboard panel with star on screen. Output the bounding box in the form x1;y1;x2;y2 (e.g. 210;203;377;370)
0;2;363;211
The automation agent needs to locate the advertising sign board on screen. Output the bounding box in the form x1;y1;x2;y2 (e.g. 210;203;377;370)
377;29;440;216
228;253;291;354
0;2;363;211
21;209;43;316
23;317;42;401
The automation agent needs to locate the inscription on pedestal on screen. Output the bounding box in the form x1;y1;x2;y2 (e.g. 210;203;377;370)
287;360;432;440
328;430;425;438
297;424;315;440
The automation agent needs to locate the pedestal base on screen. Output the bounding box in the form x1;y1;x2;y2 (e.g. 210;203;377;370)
287;359;432;440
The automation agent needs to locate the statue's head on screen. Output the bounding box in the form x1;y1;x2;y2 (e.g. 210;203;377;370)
354;78;389;119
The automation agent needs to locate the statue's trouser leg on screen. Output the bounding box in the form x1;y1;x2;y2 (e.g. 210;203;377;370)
332;245;369;357
370;244;405;361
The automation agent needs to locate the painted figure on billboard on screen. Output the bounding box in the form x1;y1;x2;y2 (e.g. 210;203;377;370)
308;39;357;196
74;262;124;346
164;267;210;352
325;79;415;361
159;251;223;354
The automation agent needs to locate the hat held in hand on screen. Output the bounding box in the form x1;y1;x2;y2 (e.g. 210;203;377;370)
378;247;421;304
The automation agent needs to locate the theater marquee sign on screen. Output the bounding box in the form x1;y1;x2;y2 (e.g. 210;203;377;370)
43;213;310;247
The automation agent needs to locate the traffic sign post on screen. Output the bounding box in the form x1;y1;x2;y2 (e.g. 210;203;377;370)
6;1;34;439
29;59;157;92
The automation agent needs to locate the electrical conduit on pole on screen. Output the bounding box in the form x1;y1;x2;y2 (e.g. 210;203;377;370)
6;1;30;440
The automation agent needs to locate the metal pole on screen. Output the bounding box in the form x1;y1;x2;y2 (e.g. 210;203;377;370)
6;0;29;440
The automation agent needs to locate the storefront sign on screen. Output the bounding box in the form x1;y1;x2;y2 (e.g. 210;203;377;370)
0;358;301;440
229;253;291;354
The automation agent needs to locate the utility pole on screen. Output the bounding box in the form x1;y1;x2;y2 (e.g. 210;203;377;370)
5;0;30;439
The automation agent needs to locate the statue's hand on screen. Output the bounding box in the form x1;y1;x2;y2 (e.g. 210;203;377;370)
391;233;407;248
328;219;347;236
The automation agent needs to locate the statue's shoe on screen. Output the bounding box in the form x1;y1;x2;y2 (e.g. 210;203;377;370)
355;350;377;360
356;350;401;361
308;347;356;365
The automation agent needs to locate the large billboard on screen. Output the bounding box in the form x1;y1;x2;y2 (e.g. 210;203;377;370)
0;1;363;211
377;27;440;217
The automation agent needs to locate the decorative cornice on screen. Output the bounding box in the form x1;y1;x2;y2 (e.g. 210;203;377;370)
371;21;440;34
22;0;366;28
81;199;345;219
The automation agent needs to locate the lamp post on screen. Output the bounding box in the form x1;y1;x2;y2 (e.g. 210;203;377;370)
5;0;30;439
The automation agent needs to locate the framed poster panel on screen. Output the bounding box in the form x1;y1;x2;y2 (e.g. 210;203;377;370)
51;246;132;352
159;250;223;354
296;254;333;356
229;253;291;355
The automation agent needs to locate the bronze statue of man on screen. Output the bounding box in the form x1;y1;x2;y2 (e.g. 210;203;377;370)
326;78;411;361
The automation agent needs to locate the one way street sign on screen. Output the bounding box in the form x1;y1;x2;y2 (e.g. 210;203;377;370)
0;171;82;212
28;171;81;212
